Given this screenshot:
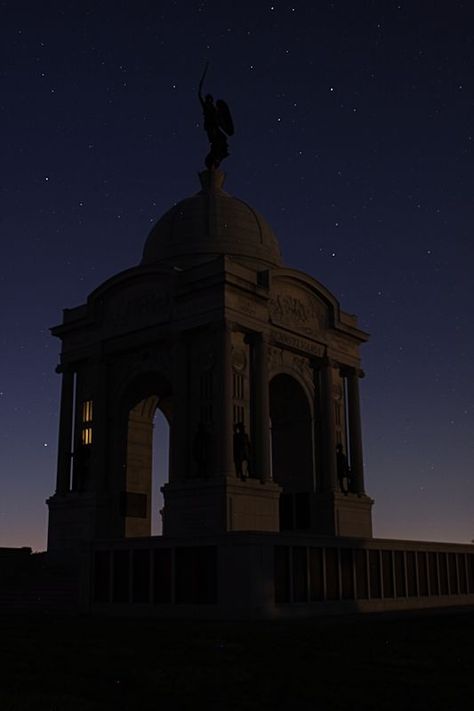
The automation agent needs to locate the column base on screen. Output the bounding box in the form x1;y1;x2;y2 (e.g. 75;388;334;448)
162;477;282;537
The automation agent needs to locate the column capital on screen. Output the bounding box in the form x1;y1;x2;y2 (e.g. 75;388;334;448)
321;356;337;369
224;318;234;333
338;365;365;379
55;363;75;375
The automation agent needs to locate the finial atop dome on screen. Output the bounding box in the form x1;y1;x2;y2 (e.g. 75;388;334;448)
198;168;228;194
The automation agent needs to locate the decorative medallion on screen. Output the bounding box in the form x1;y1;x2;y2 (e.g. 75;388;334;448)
232;347;247;372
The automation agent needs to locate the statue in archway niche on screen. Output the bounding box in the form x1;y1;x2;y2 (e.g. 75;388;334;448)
198;63;234;170
336;443;351;495
233;422;252;481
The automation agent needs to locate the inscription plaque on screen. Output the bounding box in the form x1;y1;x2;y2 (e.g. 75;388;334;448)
269;288;324;337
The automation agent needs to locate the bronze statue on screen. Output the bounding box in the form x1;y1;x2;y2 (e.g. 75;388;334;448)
233;422;252;480
198;63;234;170
336;443;350;495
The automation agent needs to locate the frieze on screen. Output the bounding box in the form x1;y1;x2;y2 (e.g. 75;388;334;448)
270;329;325;358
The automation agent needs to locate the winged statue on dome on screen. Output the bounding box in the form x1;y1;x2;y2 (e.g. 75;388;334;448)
198;63;234;170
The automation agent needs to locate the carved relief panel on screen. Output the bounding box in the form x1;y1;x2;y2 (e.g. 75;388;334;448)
269;283;327;338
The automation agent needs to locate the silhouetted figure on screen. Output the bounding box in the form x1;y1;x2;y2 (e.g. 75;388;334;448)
336;443;350;495
198;63;234;169
193;421;211;478
233;422;252;480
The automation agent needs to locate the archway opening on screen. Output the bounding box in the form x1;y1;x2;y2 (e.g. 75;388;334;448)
269;373;314;531
121;372;172;539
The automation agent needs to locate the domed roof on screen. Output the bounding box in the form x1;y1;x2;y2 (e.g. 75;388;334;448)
141;170;282;269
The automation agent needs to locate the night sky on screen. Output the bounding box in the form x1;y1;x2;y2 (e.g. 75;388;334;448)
1;1;473;550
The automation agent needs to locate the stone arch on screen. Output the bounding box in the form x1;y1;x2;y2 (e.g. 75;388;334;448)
269;373;314;531
268;363;315;413
117;371;173;538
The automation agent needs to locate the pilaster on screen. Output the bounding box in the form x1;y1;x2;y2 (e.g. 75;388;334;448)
253;331;271;483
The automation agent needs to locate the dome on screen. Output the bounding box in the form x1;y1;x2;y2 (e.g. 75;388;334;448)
141;170;282;269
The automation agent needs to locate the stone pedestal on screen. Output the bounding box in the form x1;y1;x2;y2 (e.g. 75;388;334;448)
311;492;374;538
162;478;282;537
47;491;123;552
47;493;99;552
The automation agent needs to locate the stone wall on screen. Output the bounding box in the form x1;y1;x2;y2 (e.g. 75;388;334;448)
89;533;474;618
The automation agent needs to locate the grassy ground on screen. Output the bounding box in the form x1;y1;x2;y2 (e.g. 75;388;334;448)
0;609;472;710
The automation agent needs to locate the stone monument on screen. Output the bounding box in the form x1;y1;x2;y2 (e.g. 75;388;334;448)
47;82;373;553
47;164;373;551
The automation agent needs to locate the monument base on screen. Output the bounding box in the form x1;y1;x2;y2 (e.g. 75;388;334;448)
47;493;97;552
47;492;120;552
162;477;282;537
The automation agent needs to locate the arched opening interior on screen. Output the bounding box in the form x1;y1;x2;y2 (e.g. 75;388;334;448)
121;373;172;538
270;373;314;531
151;408;170;536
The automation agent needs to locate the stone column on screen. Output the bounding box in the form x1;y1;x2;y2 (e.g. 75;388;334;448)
91;360;107;492
253;332;271;483
170;338;188;482
311;360;322;492
55;368;74;494
347;368;365;494
217;321;234;477
320;359;337;493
